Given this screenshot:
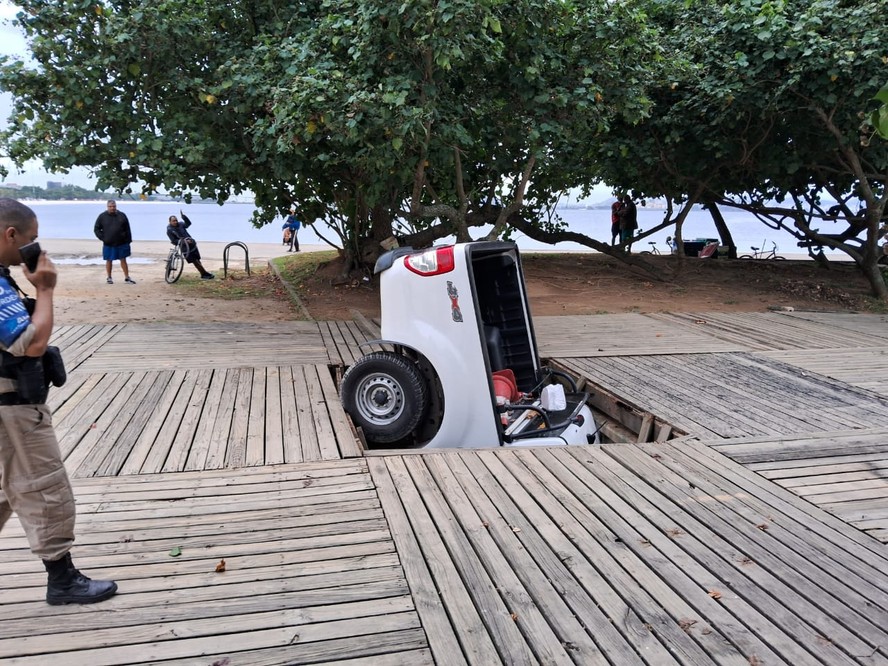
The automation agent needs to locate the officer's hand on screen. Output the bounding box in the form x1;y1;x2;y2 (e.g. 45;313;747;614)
23;252;57;290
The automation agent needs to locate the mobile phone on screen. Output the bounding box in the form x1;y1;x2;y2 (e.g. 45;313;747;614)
19;241;42;273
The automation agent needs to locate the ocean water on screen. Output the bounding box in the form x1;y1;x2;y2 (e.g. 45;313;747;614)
21;199;836;256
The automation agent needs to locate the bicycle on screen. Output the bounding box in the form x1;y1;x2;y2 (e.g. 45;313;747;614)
639;235;674;256
164;239;190;283
739;240;786;260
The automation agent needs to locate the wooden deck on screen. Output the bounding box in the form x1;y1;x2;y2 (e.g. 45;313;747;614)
535;314;743;357
50;364;361;477
3;312;888;663
557;351;888;439
48;323;363;475
5;444;887;664
709;428;888;543
370;444;888;665
65;322;328;373
0;460;430;665
644;311;888;351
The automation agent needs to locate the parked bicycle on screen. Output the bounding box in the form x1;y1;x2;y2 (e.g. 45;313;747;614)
739;240;786;260
639;235;674;256
164;239;190;283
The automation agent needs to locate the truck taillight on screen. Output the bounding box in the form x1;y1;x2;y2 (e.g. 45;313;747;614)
404;246;455;276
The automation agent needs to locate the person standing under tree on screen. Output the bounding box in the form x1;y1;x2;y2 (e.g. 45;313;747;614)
618;194;638;251
93;199;135;285
167;212;215;279
0;198;118;605
610;197;624;246
282;207;301;252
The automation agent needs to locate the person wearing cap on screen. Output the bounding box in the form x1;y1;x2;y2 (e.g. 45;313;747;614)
282;207;301;252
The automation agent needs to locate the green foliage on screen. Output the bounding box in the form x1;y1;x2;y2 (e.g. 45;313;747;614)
587;0;888;201
0;0;659;261
873;84;888;141
584;0;888;296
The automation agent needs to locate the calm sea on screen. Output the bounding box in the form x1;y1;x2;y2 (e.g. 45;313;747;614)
22;199;832;256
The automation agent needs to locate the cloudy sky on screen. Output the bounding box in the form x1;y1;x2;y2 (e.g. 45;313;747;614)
0;1;95;187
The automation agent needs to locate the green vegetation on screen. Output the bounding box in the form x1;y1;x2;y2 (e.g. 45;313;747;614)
272;250;338;290
0;0;885;297
171;267;280;300
0;184;106;200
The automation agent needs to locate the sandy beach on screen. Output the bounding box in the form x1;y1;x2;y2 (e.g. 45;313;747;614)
30;239;331;326
27;236;865;326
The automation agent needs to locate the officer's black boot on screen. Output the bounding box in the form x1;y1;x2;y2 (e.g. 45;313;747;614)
43;552;118;605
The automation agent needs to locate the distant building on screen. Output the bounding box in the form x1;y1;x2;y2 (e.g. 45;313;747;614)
0;183;23;190
46;181;64;189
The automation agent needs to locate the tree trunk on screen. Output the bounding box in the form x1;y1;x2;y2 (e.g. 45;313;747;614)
706;202;737;259
862;256;888;300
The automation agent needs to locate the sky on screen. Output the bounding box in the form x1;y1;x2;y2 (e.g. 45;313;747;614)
0;2;97;188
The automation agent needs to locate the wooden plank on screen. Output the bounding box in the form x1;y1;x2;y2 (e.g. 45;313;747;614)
297;366;323;461
55;372;133;459
153;632;431;666
2;605;419;665
155;370;211;474
205;367;239;469
646;311;888;351
377;456;511;663
94;371;175;476
404;455;577;664
428;452;660;665
63;372;150;477
637;413;654;442
783;311;888;341
246;367;270;466
367;457;468;666
262;366;285;465
535;313;744;357
117;370;188;475
318;320;345;366
526;447;787;663
563;446;878;664
184;369;228;471
48;373;103;424
280;365;304;463
633;440;888;616
307;365;343;461
161;370;214;472
332;320;357;366
76;322;328;373
316;361;363;458
0;453;429;665
224;367;254;468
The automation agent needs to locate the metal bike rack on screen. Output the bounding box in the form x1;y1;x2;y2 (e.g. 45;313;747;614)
223;241;250;278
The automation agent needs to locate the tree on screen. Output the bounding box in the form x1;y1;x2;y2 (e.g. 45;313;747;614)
583;0;888;297
0;0;660;272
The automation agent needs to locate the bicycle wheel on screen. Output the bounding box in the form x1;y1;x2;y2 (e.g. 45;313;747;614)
164;251;184;283
773;255;787;261
739;254;755;260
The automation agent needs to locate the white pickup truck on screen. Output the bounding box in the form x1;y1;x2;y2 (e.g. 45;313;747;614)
340;241;600;449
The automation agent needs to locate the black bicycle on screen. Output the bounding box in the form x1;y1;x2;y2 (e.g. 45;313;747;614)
164;239;190;284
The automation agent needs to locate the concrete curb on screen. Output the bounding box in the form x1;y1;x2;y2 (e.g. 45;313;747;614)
267;258;314;321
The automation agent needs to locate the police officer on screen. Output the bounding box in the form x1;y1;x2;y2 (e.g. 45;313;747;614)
0;198;117;604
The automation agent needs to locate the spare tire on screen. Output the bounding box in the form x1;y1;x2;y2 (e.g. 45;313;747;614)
341;352;429;444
